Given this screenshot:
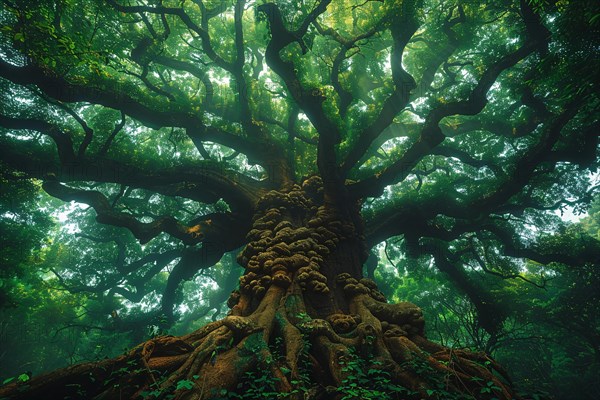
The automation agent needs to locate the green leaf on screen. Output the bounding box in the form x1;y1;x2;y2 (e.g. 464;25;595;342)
280;367;291;374
175;379;194;391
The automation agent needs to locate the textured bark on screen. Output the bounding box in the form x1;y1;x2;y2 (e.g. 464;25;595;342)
0;177;518;400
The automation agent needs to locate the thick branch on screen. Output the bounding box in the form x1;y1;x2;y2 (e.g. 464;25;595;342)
312;21;383;117
417;240;505;335
348;2;549;199
472;97;584;212
42;180;235;245
161;245;225;321
258;1;346;201
483;223;600;267
0;117;263;211
341;0;420;173
0;60;280;169
42;181;191;244
0;114;76;163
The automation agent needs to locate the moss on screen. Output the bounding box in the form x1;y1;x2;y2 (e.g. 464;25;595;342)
327;314;358;333
272;271;292;287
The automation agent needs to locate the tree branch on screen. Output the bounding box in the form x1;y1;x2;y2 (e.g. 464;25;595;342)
0;59;281;170
418;239;506;335
41;180;245;246
0;114;264;211
341;0;420;173
42;181;192;244
258;1;347;201
0;114;76;164
98;111;126;157
161;245;225;321
348;13;549;199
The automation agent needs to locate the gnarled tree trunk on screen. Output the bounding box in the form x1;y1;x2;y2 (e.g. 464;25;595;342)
0;178;517;399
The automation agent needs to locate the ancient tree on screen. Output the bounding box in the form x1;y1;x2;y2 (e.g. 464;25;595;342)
0;0;598;398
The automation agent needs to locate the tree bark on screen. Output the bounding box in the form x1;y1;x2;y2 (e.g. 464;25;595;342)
0;177;518;400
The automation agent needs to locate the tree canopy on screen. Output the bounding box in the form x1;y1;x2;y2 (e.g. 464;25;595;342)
0;0;599;399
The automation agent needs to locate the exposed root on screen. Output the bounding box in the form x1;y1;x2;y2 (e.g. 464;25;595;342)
0;288;520;400
0;180;521;400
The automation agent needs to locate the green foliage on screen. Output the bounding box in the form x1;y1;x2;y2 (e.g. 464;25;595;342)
229;371;282;400
374;211;600;400
137;370;199;399
0;168;54;307
175;379;194;391
337;350;410;400
1;373;29;386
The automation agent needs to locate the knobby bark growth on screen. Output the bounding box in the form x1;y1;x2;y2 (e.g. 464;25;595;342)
0;177;517;400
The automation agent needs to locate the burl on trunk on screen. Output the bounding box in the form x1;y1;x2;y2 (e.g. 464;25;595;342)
0;177;517;400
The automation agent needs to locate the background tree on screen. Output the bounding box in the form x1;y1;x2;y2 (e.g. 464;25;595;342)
0;0;598;399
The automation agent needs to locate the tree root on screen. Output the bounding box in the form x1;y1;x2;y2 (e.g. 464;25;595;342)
0;288;520;400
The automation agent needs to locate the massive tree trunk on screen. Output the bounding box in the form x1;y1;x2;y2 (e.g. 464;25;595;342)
0;177;517;399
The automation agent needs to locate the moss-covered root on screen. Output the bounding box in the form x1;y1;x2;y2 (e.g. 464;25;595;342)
0;302;519;400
